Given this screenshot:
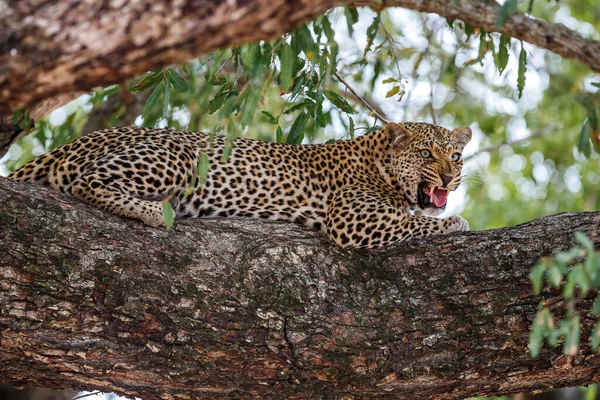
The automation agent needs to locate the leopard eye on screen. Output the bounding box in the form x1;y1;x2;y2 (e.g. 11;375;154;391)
420;149;431;158
451;153;462;162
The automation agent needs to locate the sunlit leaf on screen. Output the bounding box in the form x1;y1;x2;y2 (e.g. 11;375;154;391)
546;265;563;288
162;201;175;230
197;153;209;189
276;125;284;143
562;316;580;356
386;86;400;98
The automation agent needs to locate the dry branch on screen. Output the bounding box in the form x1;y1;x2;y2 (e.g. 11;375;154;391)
1;177;600;399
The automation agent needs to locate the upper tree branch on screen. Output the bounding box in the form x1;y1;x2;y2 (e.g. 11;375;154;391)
1;0;598;121
1;177;600;399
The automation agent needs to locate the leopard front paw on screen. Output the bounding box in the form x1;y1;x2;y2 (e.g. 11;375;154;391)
444;215;470;233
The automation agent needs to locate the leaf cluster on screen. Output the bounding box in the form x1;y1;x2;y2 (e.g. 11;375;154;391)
529;232;600;357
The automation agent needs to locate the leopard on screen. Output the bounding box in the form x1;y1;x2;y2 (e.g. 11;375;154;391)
8;122;471;249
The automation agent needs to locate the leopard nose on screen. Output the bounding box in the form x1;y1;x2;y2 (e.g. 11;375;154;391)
441;174;453;186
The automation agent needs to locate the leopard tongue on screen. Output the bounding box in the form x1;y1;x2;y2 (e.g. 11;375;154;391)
430;187;448;207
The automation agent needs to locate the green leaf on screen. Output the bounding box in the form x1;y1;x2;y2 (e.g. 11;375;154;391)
555;248;580;265
279;43;294;91
591;322;600;351
364;13;381;56
496;35;511;75
222;122;237;162
162;201;175;230
205;74;228;86
382;77;398;84
324;90;354;114
592;294;600;315
292;25;316;59
517;43;527;98
386;86;401;98
546;265;563;288
344;7;359;37
578;118;592;157
575;231;595;252
241;88;260;128
261;111;279;125
241;43;260;70
129;71;163;93
464;23;475;40
315;87;327;128
573;265;591;296
209;83;236;114
289;72;307;101
465;31;489;66
562;316;580;356
286;112;308;144
563;273;576;298
529;308;552;357
348;116;355;140
529;324;543;357
530;261;547;295
276;125;284;143
197;153;209;189
142;80;165;117
496;0;519;28
166;69;188;93
163;79;171;117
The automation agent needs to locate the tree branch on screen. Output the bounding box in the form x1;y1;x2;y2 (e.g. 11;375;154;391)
334;72;389;124
1;0;598;120
1;177;600;399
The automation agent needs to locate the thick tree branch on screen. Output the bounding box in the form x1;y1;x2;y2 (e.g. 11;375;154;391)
1;0;599;121
1;177;600;399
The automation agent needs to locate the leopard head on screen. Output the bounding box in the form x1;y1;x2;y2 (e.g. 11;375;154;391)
384;122;472;216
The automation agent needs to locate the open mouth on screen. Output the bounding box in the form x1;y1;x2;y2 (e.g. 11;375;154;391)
417;182;449;210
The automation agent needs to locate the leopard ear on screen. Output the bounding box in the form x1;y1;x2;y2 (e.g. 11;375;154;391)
385;123;412;148
451;126;472;148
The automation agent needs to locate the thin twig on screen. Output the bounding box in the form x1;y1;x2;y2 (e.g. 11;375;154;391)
465;126;555;161
72;391;103;399
334;72;389;125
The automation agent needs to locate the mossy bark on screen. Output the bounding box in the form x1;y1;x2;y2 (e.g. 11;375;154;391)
1;177;600;399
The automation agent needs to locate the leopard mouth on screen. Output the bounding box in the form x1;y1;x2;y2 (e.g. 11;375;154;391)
417;182;449;210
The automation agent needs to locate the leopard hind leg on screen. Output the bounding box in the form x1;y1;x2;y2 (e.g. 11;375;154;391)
69;145;196;227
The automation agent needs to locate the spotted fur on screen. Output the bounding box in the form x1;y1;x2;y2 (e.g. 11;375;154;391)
8;122;471;248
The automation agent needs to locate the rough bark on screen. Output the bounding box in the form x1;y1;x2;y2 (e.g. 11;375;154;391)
1;177;600;399
1;0;599;120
